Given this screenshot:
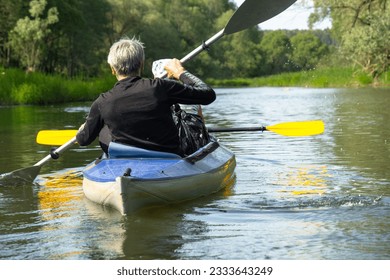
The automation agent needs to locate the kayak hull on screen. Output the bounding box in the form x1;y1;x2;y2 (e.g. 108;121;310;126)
82;141;236;214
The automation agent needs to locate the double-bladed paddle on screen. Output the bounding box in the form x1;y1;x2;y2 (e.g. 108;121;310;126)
0;0;298;185
35;121;325;146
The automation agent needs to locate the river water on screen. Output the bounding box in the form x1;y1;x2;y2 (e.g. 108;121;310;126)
0;87;389;260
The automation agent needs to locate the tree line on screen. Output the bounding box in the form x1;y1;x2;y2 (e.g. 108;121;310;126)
0;0;387;80
310;0;389;78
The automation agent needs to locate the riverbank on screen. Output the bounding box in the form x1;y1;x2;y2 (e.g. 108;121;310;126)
1;67;388;105
0;68;115;105
208;67;390;88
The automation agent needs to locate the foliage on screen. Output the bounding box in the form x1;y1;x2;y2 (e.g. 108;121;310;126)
209;67;389;88
310;0;390;77
1;0;331;80
0;0;387;106
258;30;329;74
44;0;111;76
259;31;292;74
1;65;388;105
0;67;115;105
0;0;25;66
342;11;390;77
214;27;263;78
8;0;58;72
290;32;329;70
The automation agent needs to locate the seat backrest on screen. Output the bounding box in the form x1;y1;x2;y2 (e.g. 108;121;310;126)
108;142;181;159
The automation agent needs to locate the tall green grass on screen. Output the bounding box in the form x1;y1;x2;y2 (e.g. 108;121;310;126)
208;67;389;88
1;66;388;105
0;67;115;105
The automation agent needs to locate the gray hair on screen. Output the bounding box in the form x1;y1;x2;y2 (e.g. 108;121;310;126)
107;37;145;76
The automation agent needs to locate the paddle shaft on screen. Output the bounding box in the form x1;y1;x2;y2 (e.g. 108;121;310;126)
208;126;266;133
34;136;77;166
180;30;224;63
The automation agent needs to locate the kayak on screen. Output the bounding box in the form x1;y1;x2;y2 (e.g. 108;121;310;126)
82;139;236;214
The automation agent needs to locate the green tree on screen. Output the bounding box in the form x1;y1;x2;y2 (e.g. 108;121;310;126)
310;0;389;77
290;32;329;70
0;0;26;67
43;0;110;76
215;28;263;78
259;30;292;74
342;10;389;77
5;0;318;80
9;0;58;72
106;0;150;43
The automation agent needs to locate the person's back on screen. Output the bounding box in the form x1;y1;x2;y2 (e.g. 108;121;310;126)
76;37;216;156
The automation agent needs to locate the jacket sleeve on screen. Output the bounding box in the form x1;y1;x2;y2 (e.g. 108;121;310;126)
76;99;104;146
164;71;216;105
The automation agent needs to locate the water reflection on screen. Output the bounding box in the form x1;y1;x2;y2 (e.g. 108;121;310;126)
121;210;186;259
330;90;390;181
80;197;215;260
37;169;83;219
0;105;86;174
276;165;330;195
119;184;236;259
0;184;41;259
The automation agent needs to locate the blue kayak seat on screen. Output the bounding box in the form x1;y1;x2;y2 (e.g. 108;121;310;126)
108;142;182;159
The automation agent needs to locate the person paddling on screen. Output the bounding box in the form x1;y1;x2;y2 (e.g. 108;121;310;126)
76;37;215;156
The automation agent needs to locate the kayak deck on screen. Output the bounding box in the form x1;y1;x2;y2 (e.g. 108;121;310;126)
82;141;236;214
84;158;181;182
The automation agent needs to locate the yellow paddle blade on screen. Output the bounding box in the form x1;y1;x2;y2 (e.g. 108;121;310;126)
36;130;78;145
266;120;325;137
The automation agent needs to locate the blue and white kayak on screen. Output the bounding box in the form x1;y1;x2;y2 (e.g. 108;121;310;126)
82;140;236;214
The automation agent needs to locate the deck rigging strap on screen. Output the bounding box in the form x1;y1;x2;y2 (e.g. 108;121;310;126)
185;141;220;164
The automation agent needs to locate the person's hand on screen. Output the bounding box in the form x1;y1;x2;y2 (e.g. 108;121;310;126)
164;58;186;79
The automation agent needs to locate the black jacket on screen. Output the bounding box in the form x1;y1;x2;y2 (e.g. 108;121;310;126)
76;72;215;155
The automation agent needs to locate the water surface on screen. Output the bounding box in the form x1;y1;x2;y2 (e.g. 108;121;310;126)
0;87;389;259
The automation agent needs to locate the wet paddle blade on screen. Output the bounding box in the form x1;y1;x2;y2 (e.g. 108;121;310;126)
0;165;41;186
37;130;78;145
266;120;325;136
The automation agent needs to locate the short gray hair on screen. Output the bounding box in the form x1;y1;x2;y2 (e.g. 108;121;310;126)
107;37;145;76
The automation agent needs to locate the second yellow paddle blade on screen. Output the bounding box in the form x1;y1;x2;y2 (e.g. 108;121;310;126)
266;120;325;137
36;130;78;145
